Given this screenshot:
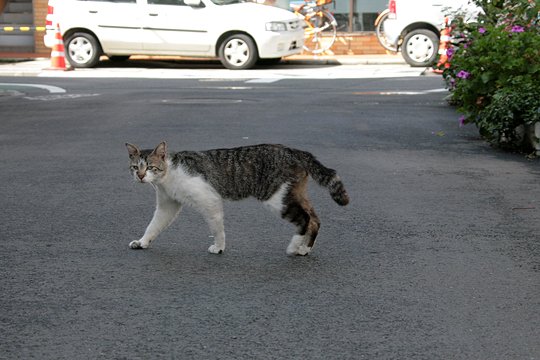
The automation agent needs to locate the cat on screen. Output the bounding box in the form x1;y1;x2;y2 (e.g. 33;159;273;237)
125;142;349;256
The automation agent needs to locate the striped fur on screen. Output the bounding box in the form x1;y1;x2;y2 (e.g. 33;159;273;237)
126;142;349;255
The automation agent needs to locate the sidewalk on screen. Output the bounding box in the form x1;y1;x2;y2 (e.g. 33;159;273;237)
284;53;406;65
0;53;407;77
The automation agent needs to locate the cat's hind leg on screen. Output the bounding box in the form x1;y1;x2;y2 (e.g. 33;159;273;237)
282;178;321;256
283;202;320;256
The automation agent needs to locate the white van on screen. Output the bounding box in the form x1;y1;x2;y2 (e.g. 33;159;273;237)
377;0;480;66
44;0;304;70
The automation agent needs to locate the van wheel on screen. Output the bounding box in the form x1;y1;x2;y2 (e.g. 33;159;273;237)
65;32;102;68
401;29;439;67
218;34;258;70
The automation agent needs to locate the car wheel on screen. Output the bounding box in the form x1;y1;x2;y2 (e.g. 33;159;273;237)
64;32;102;68
401;29;439;67
218;34;258;70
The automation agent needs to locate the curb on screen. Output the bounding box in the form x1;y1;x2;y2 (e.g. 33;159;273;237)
282;54;406;66
0;55;411;77
0;58;49;76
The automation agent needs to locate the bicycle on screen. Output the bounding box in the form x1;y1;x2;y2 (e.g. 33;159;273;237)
374;8;398;52
292;0;338;54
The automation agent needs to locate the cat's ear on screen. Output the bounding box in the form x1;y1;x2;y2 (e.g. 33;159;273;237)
153;142;167;160
126;143;140;158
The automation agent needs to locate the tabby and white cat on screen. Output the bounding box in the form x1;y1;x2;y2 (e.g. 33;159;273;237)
126;142;349;256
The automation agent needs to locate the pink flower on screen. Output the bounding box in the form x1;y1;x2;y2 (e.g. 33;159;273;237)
478;27;486;34
456;70;471;79
511;25;525;32
459;115;466;127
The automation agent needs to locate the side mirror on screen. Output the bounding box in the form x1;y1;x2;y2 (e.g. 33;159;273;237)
184;0;205;7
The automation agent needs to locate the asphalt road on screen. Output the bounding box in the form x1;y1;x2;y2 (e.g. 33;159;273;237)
1;75;539;359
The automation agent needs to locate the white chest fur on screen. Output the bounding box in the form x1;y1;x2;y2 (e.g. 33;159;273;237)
158;163;222;211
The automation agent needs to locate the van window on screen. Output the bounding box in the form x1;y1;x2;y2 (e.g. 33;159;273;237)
76;0;136;3
148;0;186;4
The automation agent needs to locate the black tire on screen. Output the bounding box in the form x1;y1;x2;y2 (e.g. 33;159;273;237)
64;32;102;68
401;29;439;67
218;34;258;70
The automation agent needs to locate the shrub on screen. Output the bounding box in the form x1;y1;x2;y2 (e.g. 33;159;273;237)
440;0;540;152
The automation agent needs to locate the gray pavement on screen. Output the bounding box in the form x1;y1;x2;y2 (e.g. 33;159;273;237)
0;75;538;359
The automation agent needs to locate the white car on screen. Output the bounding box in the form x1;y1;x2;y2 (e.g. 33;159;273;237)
44;0;304;70
376;0;480;66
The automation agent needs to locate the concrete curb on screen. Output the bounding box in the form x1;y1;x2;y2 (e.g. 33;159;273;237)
282;54;407;66
0;54;410;77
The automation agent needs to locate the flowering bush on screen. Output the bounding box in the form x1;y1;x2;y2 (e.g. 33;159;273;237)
440;0;540;152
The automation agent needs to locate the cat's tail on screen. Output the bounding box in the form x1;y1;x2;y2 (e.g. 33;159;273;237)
296;150;350;206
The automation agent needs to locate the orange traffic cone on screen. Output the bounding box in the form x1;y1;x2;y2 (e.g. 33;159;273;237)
48;24;69;70
434;17;451;73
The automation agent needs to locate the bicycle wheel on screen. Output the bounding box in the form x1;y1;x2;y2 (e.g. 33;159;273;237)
303;10;337;54
375;9;398;52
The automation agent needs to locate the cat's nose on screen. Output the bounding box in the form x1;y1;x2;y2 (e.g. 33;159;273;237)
137;172;145;180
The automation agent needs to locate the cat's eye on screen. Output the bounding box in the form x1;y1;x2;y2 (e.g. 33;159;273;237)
147;166;155;171
130;165;139;170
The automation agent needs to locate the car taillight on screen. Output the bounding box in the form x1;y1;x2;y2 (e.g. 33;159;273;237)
388;0;396;19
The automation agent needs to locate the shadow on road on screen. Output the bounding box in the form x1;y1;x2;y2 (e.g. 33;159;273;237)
95;57;331;70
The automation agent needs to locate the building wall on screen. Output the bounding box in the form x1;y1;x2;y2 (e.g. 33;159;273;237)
331;33;386;55
33;0;48;54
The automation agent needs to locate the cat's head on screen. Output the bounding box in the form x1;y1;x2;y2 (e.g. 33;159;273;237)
126;142;168;184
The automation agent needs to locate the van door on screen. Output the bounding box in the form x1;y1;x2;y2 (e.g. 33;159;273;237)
142;0;211;53
84;0;143;52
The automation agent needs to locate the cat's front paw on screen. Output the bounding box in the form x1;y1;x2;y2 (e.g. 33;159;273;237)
129;240;148;250
208;244;224;254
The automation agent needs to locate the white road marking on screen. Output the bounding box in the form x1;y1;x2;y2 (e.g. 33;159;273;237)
23;93;100;101
38;64;426;80
0;83;66;94
354;89;447;96
246;78;282;83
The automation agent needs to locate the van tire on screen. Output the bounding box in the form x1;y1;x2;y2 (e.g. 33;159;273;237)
218;34;258;70
401;29;439;67
64;32;102;68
